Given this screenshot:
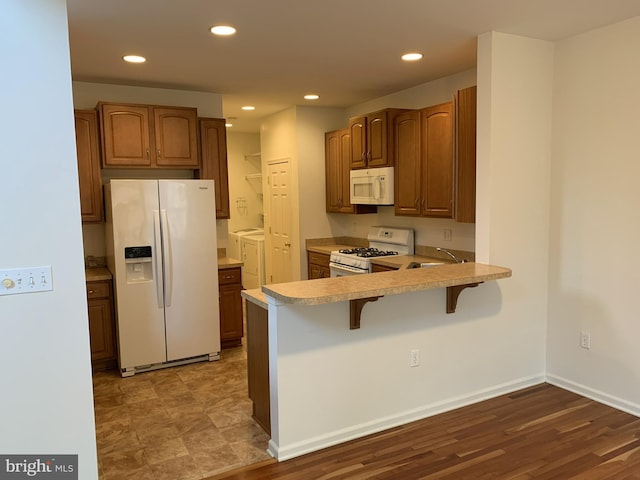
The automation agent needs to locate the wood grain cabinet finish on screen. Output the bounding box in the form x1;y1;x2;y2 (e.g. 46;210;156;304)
307;252;330;279
421;102;455;218
371;264;398;273
394;103;454;218
197;118;230;219
246;301;270;435
324;129;375;214
349;109;408;169
87;280;117;371
74;110;103;222
394;110;423;216
98;102;198;168
455;86;477;223
218;267;243;348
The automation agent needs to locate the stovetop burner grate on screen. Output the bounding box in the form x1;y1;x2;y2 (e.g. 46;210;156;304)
338;247;399;258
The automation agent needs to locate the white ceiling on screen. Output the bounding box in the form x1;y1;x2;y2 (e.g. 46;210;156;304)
66;0;640;132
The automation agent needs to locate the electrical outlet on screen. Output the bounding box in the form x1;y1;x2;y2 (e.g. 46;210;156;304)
580;331;591;349
410;349;420;367
443;229;452;241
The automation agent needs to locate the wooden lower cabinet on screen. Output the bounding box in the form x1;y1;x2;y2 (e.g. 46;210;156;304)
246;301;270;435
218;267;244;348
87;280;117;371
371;264;398;273
307;251;330;279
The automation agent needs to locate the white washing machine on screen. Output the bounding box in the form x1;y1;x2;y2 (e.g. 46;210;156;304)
241;234;265;290
227;228;263;261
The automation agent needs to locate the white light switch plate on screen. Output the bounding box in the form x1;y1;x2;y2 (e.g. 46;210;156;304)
0;266;53;296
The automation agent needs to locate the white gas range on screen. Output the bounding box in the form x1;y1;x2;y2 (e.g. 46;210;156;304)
329;226;414;277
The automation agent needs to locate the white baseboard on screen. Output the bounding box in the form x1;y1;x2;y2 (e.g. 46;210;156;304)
269;374;545;461
546;374;640;418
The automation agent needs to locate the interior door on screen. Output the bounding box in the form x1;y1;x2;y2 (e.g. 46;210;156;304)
266;159;293;284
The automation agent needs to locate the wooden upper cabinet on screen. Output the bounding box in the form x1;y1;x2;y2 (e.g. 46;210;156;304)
394;110;422;216
325;128;354;213
349;109;407;169
74;110;103;222
325;128;376;215
349;116;367;169
197;118;230;219
455;86;477;223
98;103;198;168
421;102;454;218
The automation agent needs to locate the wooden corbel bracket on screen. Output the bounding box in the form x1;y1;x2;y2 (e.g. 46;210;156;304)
446;282;483;313
350;296;382;329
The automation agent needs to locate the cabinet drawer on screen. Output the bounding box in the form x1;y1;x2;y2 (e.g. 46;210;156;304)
86;281;110;299
308;252;330;268
218;267;242;285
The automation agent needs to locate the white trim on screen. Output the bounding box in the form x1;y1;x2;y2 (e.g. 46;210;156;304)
546;374;640;418
269;374;544;461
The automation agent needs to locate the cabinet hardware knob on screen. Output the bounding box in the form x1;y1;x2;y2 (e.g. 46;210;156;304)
285;243;291;247
146;148;149;160
157;149;161;158
88;290;95;294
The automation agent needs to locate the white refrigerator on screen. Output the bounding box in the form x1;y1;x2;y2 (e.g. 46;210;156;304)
105;179;220;377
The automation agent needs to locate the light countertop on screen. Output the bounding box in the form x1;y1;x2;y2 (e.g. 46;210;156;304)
85;267;112;282
218;257;243;269
242;288;268;309
262;262;511;306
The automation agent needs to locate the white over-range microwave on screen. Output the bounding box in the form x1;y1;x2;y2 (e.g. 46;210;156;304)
349;166;394;205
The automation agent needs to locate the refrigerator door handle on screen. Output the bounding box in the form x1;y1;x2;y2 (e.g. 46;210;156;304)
153;210;164;308
160;209;173;307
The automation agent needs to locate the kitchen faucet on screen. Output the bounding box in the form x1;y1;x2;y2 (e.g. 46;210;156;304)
436;247;466;263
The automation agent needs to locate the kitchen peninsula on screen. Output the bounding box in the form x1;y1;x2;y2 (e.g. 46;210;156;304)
242;262;512;461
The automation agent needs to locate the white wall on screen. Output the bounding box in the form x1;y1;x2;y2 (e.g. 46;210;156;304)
72;82;228;255
227;132;263;232
546;17;640;412
0;1;98;476
260;108;300;281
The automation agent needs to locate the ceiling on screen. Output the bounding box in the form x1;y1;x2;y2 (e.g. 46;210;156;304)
66;0;640;132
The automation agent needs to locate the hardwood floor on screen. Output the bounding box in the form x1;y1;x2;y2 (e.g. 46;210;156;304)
209;383;640;480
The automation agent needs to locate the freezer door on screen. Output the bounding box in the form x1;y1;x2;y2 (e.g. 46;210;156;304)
107;179;167;370
159;180;221;361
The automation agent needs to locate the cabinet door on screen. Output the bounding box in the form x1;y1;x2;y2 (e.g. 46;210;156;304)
325;130;342;212
394;110;422;216
154;107;199;167
219;283;243;344
88;297;116;362
421;102;454;218
100;104;152;167
74;110;103;222
307;252;330;279
367;110;390;168
198;118;230;218
455;86;477;223
349;115;367;169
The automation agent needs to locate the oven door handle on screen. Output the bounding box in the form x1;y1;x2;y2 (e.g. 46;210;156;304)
329;263;369;275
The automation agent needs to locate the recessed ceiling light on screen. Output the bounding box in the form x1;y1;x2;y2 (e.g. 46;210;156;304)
304;94;319;100
401;52;423;62
225;123;233;128
241;105;255;111
210;25;236;36
122;55;146;63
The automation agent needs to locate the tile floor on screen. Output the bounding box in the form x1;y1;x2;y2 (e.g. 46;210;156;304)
92;346;272;480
